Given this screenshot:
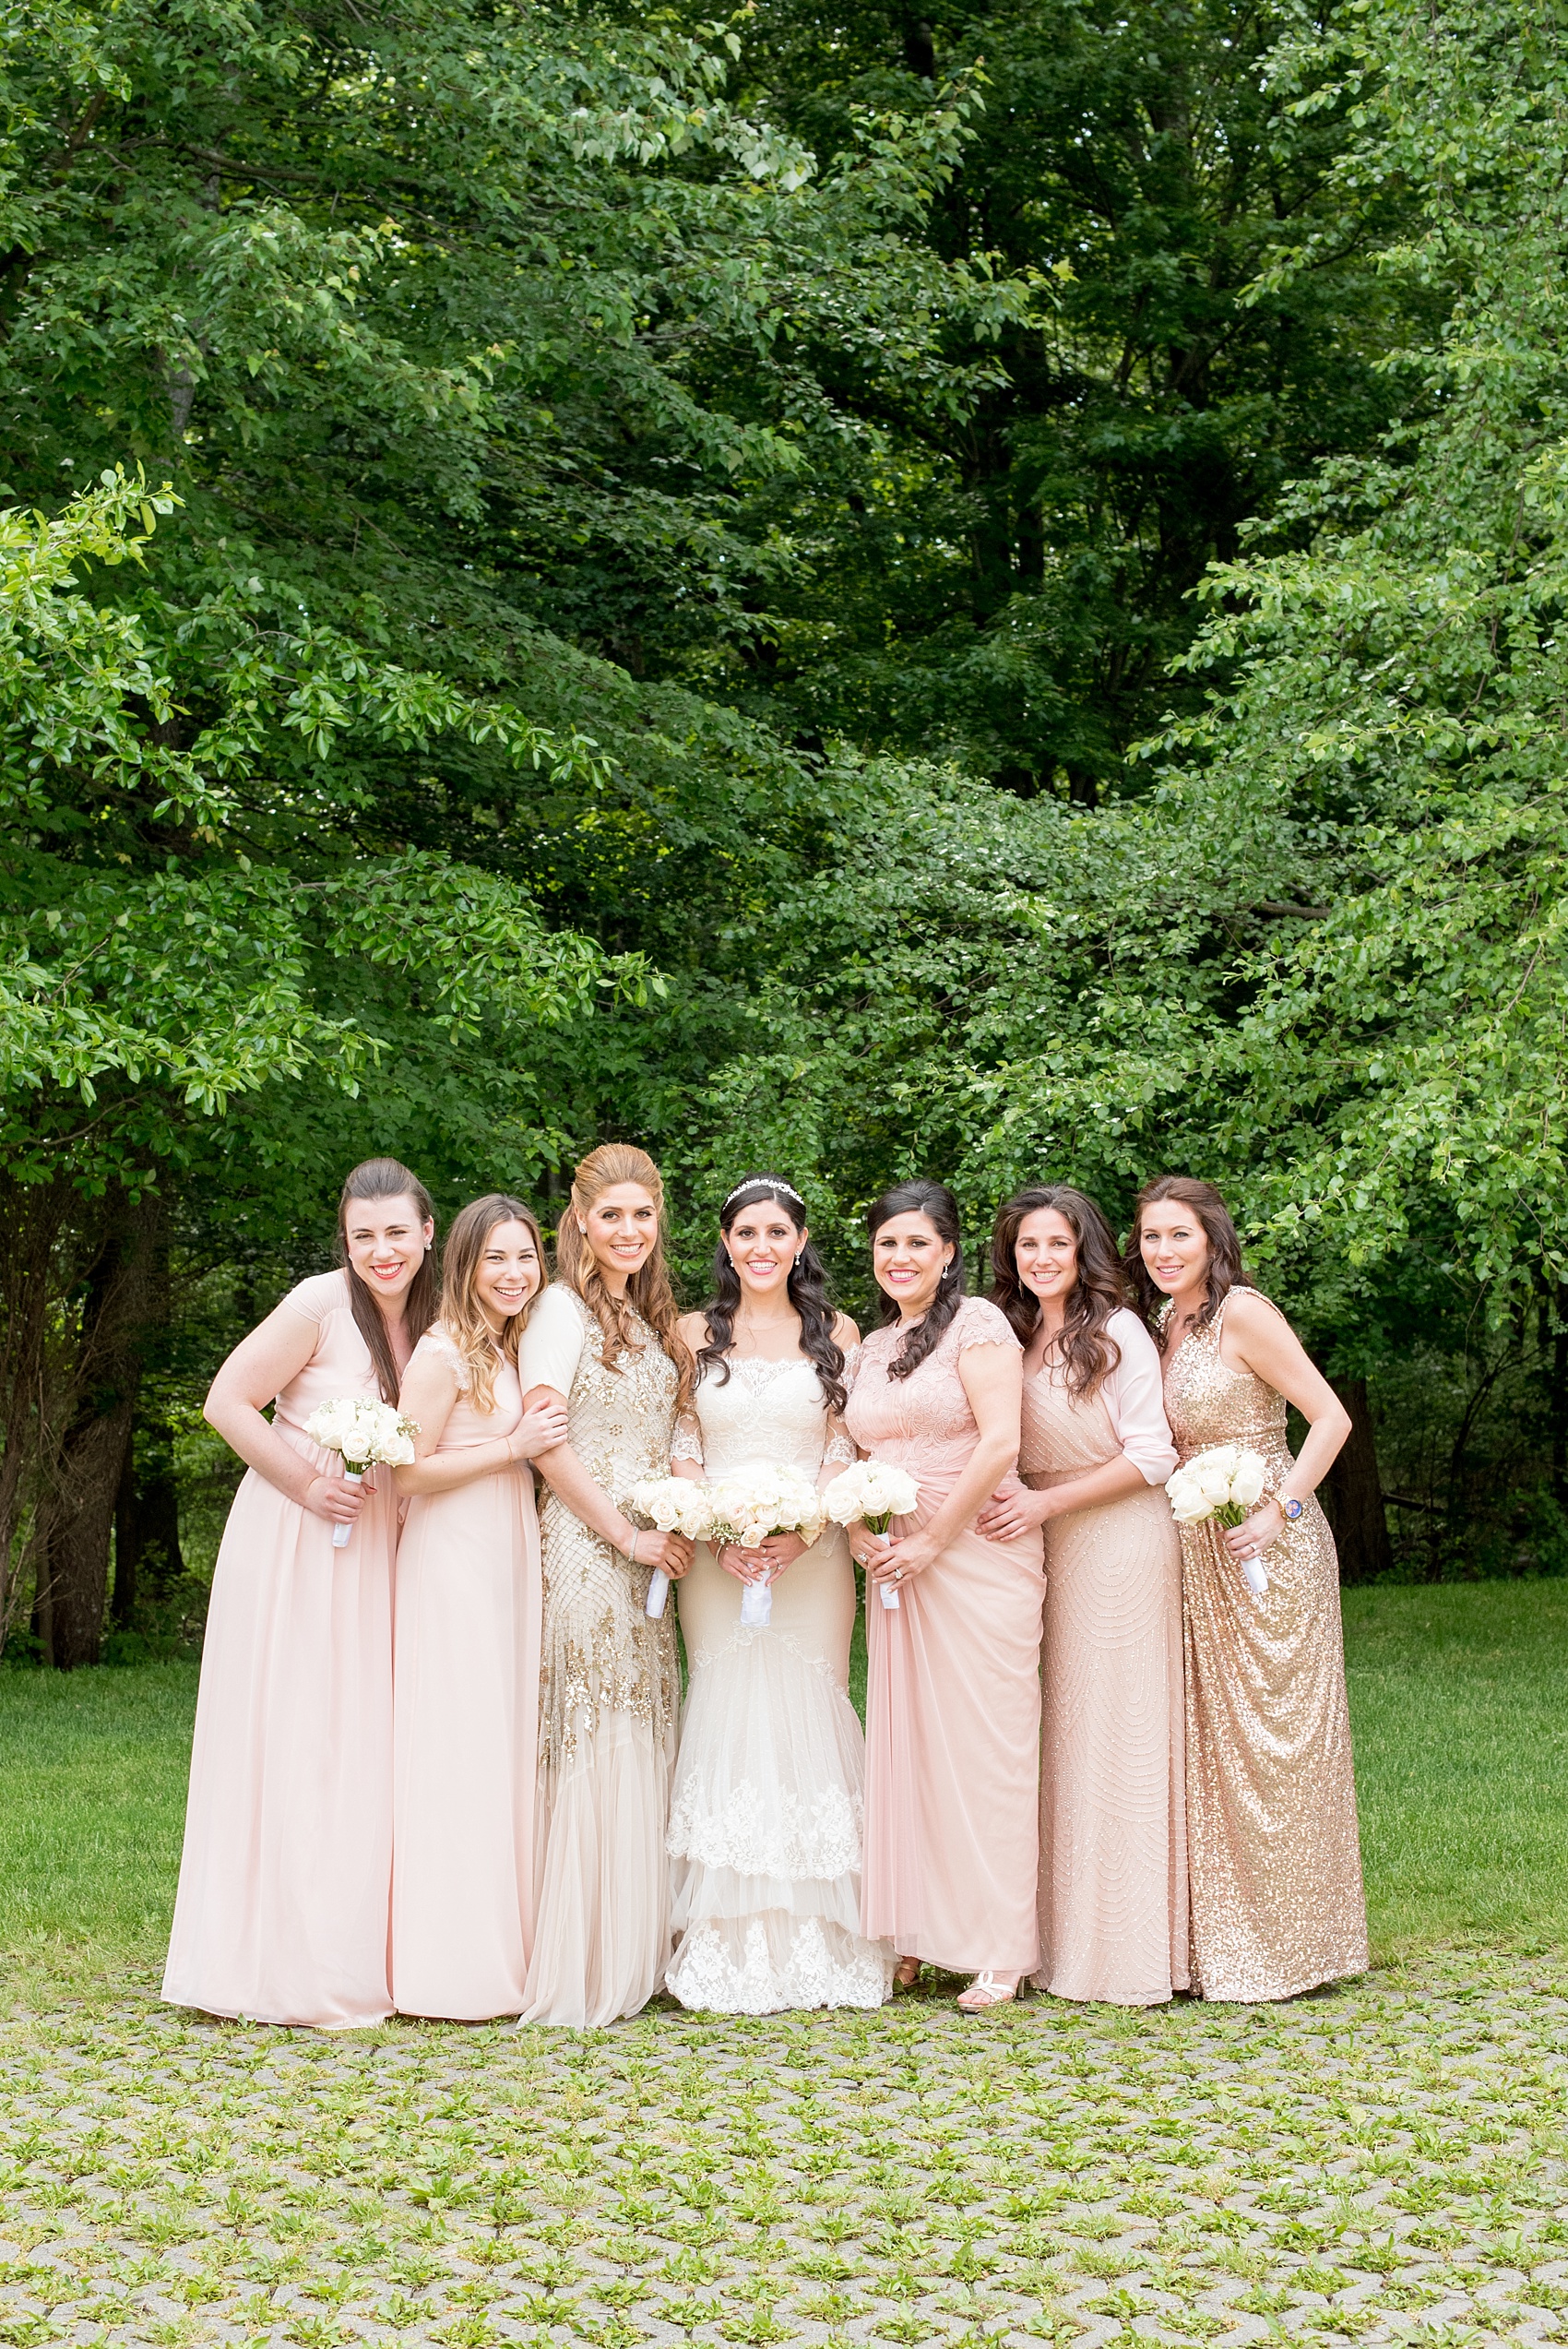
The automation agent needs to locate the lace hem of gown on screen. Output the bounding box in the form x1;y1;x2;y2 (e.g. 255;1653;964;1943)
665;1913;892;2014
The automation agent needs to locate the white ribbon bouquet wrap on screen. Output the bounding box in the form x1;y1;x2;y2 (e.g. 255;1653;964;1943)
626;1476;716;1619
704;1466;827;1628
823;1460;921;1608
1165;1444;1272;1593
303;1399;419;1546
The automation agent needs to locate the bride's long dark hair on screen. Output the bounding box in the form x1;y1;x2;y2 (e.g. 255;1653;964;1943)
696;1175;848;1415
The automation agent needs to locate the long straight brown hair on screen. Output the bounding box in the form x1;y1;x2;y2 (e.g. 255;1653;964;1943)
337;1157;438;1402
990;1184;1125;1397
438;1194;545;1414
1123;1174;1247;1331
554;1143;693;1411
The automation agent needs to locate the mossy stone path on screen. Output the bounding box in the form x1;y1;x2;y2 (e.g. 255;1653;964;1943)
1;1949;1564;2347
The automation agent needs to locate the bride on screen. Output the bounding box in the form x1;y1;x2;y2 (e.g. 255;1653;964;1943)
666;1175;894;2012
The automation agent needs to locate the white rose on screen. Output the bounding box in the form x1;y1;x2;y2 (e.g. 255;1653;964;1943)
1194;1456;1235;1506
1230;1452;1267;1509
1166;1473;1210;1523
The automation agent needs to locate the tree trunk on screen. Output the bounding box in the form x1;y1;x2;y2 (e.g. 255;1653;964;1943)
1324;1376;1394;1584
42;1189;164;1668
112;1437;139;1627
0;1174;73;1657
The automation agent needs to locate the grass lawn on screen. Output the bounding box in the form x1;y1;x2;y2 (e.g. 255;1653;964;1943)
0;1587;1562;2349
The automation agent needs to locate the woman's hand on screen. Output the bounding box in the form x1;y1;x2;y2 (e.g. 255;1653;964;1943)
506;1398;570;1462
975;1486;1053;1542
1224;1498;1287;1564
862;1528;939;1586
716;1544;765;1584
636;1528;695;1580
304;1472;373;1525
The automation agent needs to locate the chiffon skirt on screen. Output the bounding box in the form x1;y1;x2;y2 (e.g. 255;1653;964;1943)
161;1432;396;2028
1037;1482;1187;2005
390;1466;541;2020
519;1711;675;2028
862;1488;1045;1975
667;1534;893;2013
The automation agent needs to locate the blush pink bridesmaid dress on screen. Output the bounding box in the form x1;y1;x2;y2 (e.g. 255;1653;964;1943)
1025;1306;1188;2006
390;1329;541;2019
161;1271;396;2028
845;1295;1045;1978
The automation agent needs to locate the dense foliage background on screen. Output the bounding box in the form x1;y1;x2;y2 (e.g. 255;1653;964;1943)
4;0;1564;1660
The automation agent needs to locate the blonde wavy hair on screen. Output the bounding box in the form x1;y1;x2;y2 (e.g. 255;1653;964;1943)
437;1194;546;1414
555;1143;692;1411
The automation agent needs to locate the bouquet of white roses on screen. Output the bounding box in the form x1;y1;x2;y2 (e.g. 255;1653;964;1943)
627;1476;717;1619
706;1466;826;1627
823;1460;921;1610
1165;1445;1272;1594
305;1398;420;1547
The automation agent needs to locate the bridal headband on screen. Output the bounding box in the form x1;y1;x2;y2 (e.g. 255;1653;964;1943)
723;1175;806;1210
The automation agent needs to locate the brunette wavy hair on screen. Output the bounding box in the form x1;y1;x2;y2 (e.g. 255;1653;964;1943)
437;1195;546;1415
554;1143;693;1410
696;1177;847;1415
1124;1174;1248;1330
337;1157;439;1404
990;1185;1126;1397
868;1178;965;1380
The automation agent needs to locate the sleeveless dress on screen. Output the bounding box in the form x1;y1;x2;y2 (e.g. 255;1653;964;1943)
1023;1307;1187;2006
162;1270;396;2028
517;1283;681;2027
1162;1286;1369;2000
665;1354;894;2013
846;1295;1045;1975
390;1326;541;2019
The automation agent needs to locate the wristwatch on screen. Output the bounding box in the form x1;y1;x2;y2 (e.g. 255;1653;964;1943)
1278;1495;1305;1522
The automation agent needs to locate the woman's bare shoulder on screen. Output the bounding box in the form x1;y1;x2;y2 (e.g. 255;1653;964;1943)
676;1308;711;1345
832;1311;861;1348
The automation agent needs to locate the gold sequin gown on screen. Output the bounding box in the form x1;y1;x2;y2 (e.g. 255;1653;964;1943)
1162;1287;1368;2002
517;1284;680;2026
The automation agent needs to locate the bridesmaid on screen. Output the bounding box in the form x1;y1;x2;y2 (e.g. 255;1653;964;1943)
517;1143;695;2027
977;1186;1186;2008
1132;1174;1369;2001
844;1179;1044;2012
390;1197;568;2020
163;1157;436;2028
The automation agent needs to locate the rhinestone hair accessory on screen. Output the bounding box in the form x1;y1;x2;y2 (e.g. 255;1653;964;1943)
722;1174;806;1212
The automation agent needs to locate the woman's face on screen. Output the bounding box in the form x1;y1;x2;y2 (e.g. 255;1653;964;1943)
873;1210;954;1318
473;1219;543;1332
726;1201;803;1302
1138;1202;1211;1300
1015;1207;1078;1310
344;1193;434;1311
579;1182;659;1282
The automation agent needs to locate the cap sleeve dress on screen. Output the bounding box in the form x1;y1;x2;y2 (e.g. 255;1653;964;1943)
844;1295;1045;1975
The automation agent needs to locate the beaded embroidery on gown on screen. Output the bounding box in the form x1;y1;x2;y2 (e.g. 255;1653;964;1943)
1162;1287;1368;2001
667;1354;894;2013
517;1284;681;2027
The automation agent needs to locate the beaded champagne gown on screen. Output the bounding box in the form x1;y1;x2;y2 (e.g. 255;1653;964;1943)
1025;1308;1187;2006
517;1283;681;2027
846;1296;1045;1976
1162;1286;1369;2001
667;1354;894;2013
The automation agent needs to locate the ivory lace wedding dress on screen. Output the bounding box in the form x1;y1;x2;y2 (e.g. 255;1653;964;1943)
666;1353;894;2012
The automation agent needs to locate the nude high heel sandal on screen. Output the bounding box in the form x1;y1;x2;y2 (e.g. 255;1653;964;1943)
956;1971;1018;2012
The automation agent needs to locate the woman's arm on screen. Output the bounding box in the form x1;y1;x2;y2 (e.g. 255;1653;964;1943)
395;1353;567;1496
1219;1292;1353;1560
978;1452;1146;1540
524;1387;694;1579
204;1304;366;1526
849;1342;1024;1584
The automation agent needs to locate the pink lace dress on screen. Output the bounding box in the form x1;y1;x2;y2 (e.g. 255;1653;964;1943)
845;1295;1045;1974
391;1327;541;2020
162;1270;397;2029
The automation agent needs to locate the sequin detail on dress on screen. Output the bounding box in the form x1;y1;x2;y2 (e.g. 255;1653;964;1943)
1162;1287;1369;2002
